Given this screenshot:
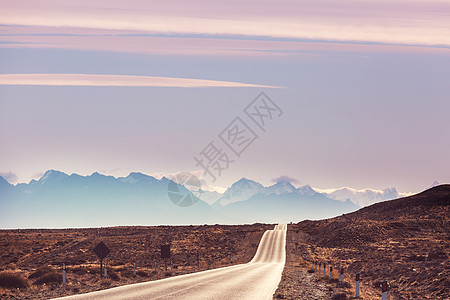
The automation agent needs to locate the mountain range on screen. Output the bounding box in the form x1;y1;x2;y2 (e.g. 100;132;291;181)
0;170;413;228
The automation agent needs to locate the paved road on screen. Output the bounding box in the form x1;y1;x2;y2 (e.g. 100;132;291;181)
55;224;287;300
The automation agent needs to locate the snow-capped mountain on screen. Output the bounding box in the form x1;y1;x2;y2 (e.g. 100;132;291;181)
37;170;69;185
295;184;317;196
0;170;420;228
212;178;410;209
119;172;159;185
319;187;401;207
214;179;321;207
197;189;223;205
215;178;265;207
266;181;297;195
0;170;228;228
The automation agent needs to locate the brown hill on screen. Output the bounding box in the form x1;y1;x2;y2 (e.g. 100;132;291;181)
287;185;450;299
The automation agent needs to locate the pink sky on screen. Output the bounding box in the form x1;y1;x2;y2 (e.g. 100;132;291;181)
1;0;449;52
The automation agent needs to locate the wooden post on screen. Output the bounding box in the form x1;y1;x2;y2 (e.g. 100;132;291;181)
133;263;136;276
340;268;344;286
330;266;333;279
323;263;326;277
104;263;107;277
319;262;321;274
154;262;157;273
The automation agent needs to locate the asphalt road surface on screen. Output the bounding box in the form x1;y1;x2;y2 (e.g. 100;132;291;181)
54;224;287;300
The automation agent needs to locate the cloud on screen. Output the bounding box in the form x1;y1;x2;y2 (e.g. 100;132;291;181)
1;0;449;48
0;171;19;184
0;74;278;88
2;32;446;58
271;175;299;184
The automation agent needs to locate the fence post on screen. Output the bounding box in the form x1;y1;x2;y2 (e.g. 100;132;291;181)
355;274;360;297
104;263;107;277
154;262;157;273
314;261;317;272
323;263;326;277
330;266;333;279
62;264;66;285
382;281;388;300
340;268;344;286
319;263;321;275
133;263;136;277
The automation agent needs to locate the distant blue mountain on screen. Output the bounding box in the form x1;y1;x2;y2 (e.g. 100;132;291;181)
219;191;358;224
0;171;360;228
0;170;229;228
214;178;359;223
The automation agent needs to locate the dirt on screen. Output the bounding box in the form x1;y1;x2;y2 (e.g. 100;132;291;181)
274;185;450;300
273;231;333;299
0;223;271;299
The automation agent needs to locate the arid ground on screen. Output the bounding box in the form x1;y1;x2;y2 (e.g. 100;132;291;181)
0;224;271;299
274;185;450;299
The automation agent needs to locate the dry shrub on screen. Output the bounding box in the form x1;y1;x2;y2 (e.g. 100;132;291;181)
33;272;61;285
100;278;112;287
331;293;347;300
28;266;55;279
120;269;134;278
136;270;148;277
108;269;120;281
0;271;29;289
71;266;88;275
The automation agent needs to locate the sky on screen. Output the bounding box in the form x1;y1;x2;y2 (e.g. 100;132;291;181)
0;0;449;194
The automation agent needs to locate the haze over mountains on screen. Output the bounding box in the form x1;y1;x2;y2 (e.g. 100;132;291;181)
0;170;415;228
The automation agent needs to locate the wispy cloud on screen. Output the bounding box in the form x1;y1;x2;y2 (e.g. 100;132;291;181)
272;175;299;185
2;32;447;57
0;74;278;88
1;0;449;51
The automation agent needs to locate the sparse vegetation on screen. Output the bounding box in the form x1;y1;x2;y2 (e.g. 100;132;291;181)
108;269;120;281
70;266;88;275
136;270;148;277
0;224;270;299
0;271;29;289
331;293;347;300
33;272;61;285
119;269;134;278
275;185;450;299
28;266;55;279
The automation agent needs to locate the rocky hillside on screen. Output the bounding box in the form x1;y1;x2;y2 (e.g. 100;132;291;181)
288;185;449;299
